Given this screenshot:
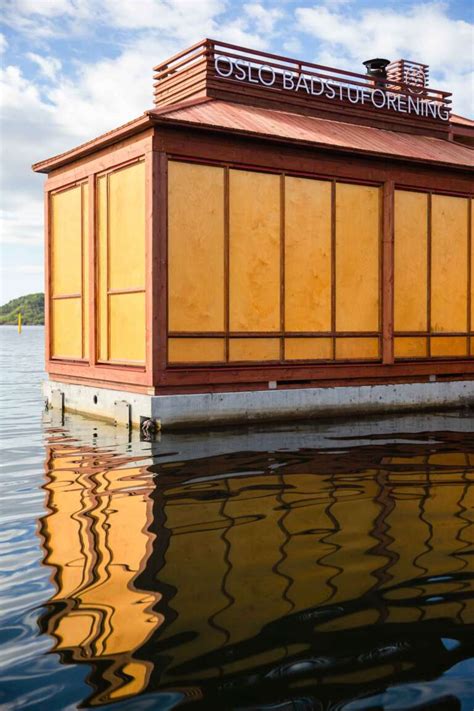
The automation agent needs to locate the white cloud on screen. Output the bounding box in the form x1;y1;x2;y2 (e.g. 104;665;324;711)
26;52;62;80
243;3;283;34
12;0;76;16
1;0;472;304
0;34;8;53
0;0;279;276
295;1;474;115
102;0;224;34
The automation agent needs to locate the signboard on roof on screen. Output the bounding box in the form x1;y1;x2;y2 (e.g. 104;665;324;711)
214;56;450;122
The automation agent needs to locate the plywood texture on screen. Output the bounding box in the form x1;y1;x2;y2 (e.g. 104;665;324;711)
335;184;380;332
168;338;225;363
394;337;428;359
168;162;224;331
284;338;332;360
51;186;82;296
229;338;280;361
394;190;428;332
97;162;146;365
431;336;467;357
50;183;87;360
285;177;331;331
108;162;146;290
97;175;108;362
82;183;89;359
335;337;379;360
52;299;82;359
431;195;468;333
109;292;146;363
229;170;280;331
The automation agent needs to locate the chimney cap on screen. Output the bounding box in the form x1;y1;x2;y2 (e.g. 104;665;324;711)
363;58;390;74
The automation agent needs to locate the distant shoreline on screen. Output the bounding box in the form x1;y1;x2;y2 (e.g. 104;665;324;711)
0;293;44;326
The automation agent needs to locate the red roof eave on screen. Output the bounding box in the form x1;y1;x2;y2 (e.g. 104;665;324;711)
149;111;474;172
147;99;474;171
32;98;474;174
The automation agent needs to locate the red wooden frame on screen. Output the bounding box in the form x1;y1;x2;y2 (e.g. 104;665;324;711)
42;111;473;396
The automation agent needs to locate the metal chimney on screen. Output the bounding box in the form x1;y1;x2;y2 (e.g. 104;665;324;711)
363;58;390;79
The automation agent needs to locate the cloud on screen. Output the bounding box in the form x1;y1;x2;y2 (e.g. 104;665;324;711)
295;1;474;115
0;0;280;278
243;3;283;34
1;0;472;304
26;52;62;80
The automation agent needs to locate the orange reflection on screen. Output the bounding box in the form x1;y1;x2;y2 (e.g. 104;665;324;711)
38;424;474;708
40;438;162;704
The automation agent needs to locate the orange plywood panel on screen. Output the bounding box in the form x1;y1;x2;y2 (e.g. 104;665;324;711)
394;190;428;331
168;338;225;363
335;337;379;360
229;338;280;361
168;162;224;331
335;183;380;332
82;183;89;359
431;195;469;333
284;338;332;360
471;199;473;334
430;336;467;357
285;176;331;331
109;292;145;363
51;185;82;297
51;298;82;359
229;170;280;331
97;176;108;362
108;161;146;291
394;337;427;359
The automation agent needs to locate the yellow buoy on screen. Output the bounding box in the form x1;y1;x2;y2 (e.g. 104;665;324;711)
18;312;22;334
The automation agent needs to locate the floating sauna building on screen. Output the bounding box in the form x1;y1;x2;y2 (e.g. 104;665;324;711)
33;40;474;429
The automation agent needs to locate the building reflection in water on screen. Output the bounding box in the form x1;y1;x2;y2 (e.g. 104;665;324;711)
38;417;474;709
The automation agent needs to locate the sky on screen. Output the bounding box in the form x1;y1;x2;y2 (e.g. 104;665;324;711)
1;0;473;304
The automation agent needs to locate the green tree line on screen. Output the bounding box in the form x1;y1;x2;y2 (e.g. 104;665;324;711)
0;293;45;325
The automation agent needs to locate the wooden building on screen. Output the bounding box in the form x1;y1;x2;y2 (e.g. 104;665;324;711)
33;40;474;428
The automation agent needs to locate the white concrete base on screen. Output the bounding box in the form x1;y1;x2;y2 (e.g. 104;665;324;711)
43;378;474;430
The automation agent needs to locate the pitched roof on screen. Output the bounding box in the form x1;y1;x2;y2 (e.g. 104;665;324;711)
33;98;473;173
149;99;474;169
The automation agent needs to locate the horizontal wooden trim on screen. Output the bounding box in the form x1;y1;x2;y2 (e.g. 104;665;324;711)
48;373;154;394
50;356;88;364
395;355;471;361
394;185;474;199
168;153;474;198
168;357;382;367
35;122;153;175
49;180;88;196
152;372;474;396
95;156;145;180
51;293;82;300
168;155;386;188
107;287;146;296
48;360;150;386
154;127;474;191
156;358;474;388
96;359;145;367
168;331;382;338
395;331;474;336
44;133;153;190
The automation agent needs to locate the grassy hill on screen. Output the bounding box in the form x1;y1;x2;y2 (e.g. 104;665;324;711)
0;293;45;325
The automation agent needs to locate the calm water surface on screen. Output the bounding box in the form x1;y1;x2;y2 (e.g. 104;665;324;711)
0;326;473;710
